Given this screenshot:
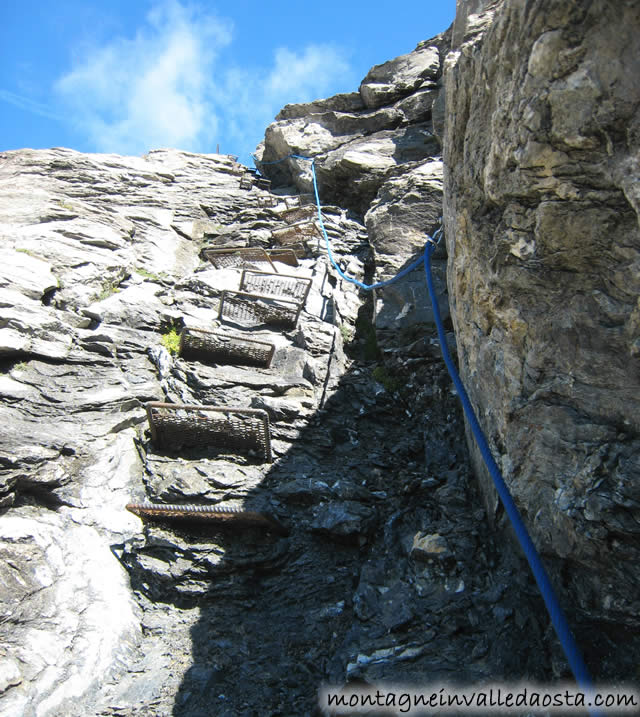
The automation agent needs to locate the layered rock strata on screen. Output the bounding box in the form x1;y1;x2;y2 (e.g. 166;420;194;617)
0;147;362;714
257;32;451;335
0;144;549;716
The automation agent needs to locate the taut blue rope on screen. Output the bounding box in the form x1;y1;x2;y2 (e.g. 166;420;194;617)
253;149;602;714
423;240;599;714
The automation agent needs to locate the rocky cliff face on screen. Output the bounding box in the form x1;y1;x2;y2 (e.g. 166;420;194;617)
0;147;550;716
443;0;640;654
257;0;639;685
1;2;638;713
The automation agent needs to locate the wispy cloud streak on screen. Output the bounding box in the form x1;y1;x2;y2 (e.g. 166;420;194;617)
53;0;354;157
55;0;231;154
0;89;65;122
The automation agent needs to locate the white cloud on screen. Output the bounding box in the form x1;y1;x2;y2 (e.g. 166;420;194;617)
267;45;351;100
55;0;231;154
53;1;354;158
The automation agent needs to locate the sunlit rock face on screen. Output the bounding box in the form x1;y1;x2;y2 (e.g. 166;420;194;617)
443;0;640;634
0;147;372;715
1;138;537;716
258;31;450;333
0;141;554;715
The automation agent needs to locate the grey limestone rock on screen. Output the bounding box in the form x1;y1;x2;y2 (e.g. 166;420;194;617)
275;92;365;120
359;43;441;109
311;500;378;540
365;158;447;330
258;33;449;215
443;0;640;630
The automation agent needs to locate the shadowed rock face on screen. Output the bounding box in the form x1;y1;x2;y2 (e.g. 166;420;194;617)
443;0;640;634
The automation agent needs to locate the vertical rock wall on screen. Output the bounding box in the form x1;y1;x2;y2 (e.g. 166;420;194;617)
443;0;640;641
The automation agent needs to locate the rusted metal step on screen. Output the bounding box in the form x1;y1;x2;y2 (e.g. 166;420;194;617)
179;327;275;367
239;269;312;304
279;205;317;224
278;242;310;259
271;220;320;246
257;195;279;208
239;172;272;192
204;246;277;272
284;194;315;208
218;290;303;329
254;177;272;191
146;402;272;462
125;502;288;535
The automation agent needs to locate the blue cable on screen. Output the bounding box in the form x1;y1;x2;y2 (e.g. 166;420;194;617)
252;148;603;714
423;241;601;716
254;152;425;289
308;158;426;290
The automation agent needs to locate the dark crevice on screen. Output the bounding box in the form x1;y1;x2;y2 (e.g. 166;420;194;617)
13;481;73;510
41;286;58;306
0;355;32;374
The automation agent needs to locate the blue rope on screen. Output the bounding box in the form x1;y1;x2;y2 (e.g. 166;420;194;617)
423;241;601;715
254;152;425;289
253;149;602;712
310;158;427;290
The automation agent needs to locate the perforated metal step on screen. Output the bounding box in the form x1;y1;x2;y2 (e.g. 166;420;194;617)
218;290;303;328
146;402;272;462
271;220;320;246
279;205;316;224
257;195;279;208
179;327;275;367
239;269;312;304
280;242;310;259
204;246;277;272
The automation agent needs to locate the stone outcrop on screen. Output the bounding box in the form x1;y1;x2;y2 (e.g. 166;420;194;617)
256;34;448;218
443;0;640;660
1;2;638;712
0;146;551;716
257;32;451;336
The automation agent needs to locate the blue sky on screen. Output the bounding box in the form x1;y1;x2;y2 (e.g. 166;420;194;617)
1;1;456;162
